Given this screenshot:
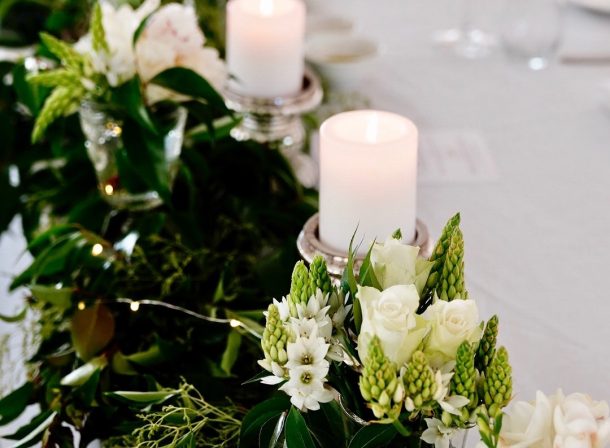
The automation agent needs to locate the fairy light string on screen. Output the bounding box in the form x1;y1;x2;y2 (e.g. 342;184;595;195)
76;298;262;339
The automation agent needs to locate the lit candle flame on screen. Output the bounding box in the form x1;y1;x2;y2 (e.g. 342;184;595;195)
365;113;380;143
259;0;274;16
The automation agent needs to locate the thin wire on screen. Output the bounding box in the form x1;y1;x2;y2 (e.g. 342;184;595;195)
99;298;262;339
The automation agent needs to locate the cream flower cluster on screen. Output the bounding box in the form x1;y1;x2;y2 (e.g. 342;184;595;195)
486;390;610;448
357;237;482;420
76;0;226;102
258;290;351;411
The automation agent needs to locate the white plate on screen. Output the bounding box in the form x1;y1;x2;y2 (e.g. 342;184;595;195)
570;0;610;14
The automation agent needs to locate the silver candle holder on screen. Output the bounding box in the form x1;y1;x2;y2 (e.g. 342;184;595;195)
223;68;323;154
297;213;433;281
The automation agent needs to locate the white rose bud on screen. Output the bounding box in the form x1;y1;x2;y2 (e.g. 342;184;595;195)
357;284;428;367
424;299;482;367
553;390;610;448
370;237;432;294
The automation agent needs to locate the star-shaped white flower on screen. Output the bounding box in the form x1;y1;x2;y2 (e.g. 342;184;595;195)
279;364;333;411
421;418;462;448
285;335;330;370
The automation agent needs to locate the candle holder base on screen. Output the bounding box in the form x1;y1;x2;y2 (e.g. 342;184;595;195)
224;69;323;154
296;213;433;281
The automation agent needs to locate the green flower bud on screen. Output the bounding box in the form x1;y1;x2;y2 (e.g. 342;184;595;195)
436;228;468;301
359;336;403;420
423;213;461;300
261;304;290;369
289;261;313;317
40;33;86;70
482;347;512;417
32;85;85;143
91;3;110;53
476;316;499;373
403;351;438;412
451;342;478;410
308;255;333;298
27;69;81;88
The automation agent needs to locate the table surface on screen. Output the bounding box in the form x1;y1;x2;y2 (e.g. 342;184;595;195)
1;0;610;445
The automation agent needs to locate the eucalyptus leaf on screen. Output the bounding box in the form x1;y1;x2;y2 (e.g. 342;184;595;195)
285;407;316;448
0;382;33;425
70;303;115;361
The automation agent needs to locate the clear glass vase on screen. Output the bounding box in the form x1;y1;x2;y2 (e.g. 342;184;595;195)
79;101;187;211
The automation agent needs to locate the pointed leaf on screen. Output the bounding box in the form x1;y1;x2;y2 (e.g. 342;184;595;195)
348;424;398;448
70;303;115;361
0;307;26;323
150;67;229;115
285;407;316;448
0;382;33;425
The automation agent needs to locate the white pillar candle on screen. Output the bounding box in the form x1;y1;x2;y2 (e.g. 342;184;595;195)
319;110;418;254
226;0;306;98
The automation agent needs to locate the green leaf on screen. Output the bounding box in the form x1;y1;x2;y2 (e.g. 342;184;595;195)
186;113;238;143
123;339;171;366
348;424;398;448
240;395;290;447
74;368;102;406
104;390;179;406
111;77;156;134
60;355;107;387
285;407;316;448
30;284;73;310
121;118;171;203
70;302;115;361
0;382;33;425
3;410;56;442
358;243;381;290
0;307;26;323
220;330;242;375
150;67;229;115
132;12;155;47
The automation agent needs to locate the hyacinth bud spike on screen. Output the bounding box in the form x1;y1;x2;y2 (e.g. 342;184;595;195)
359;337;403;420
476;315;499;373
308;255;333;297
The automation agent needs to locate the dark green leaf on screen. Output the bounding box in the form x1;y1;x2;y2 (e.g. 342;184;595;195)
75;368;101;406
111;78;157;134
121;118;171;203
348;424;398;448
4;410;55;441
285;407;315;448
240;395;290;447
150;67;229;115
0;382;33;425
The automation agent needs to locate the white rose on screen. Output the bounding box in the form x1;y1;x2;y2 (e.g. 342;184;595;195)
134;3;227;103
553;390;610;448
357;285;428;367
75;0;160;87
499;391;555;448
370;237;433;294
423;299;482;367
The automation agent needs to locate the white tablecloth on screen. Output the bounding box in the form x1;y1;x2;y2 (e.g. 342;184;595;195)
1;0;610;445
